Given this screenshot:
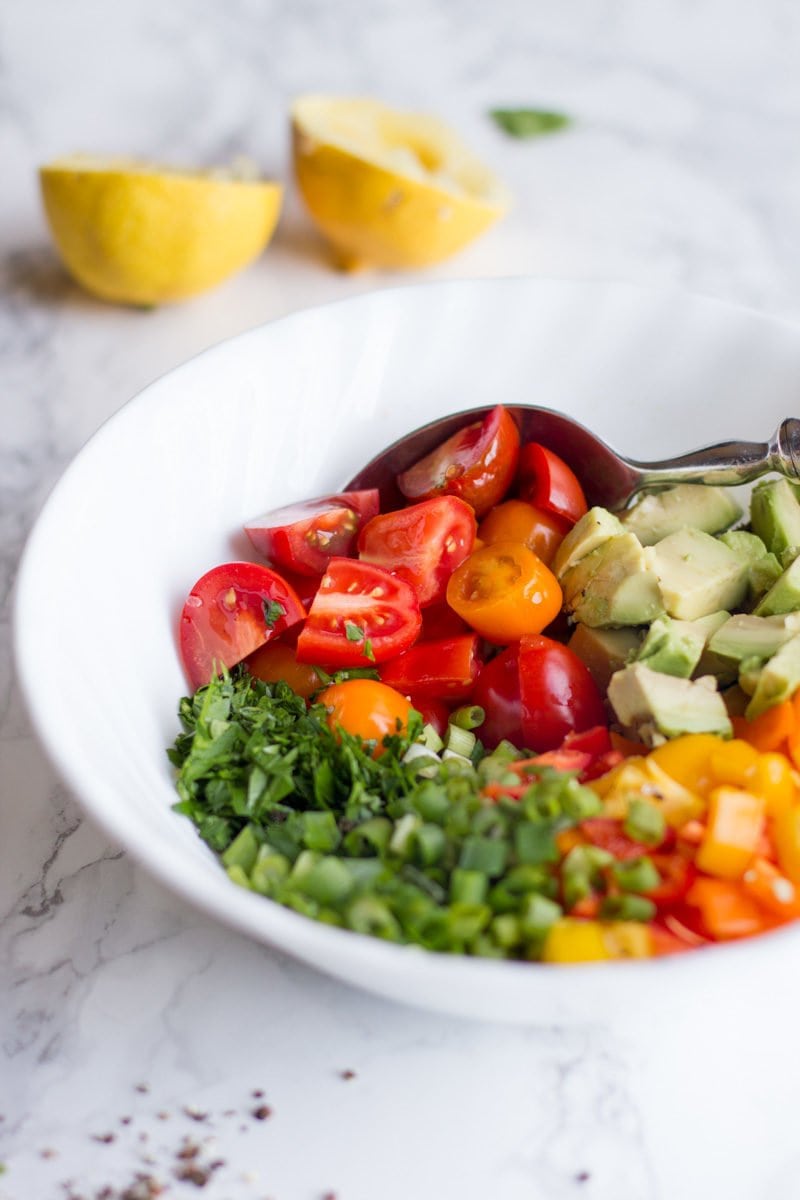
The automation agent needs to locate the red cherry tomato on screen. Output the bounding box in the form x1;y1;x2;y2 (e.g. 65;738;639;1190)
407;695;452;738
179;562;306;691
516;443;588;526
296;559;421;668
317;679;412;756
379;635;481;701
478;499;569;566
246;641;322;699
244;489;380;577
560;725;613;758
518;633;606;752
396;406;521;518
358;497;476;607
470;646;526;750
420;603;470;641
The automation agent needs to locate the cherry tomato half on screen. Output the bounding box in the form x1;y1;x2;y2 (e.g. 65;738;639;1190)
446;541;562;643
317;679;412;756
245;489;380;577
478;499;569;566
179;562;306;692
397;406;521;518
470;646;526;750
379;635;482;701
296;558;421;668
246;640;322;700
518;634;607;752
358;496;476;607
420;603;469;641
516;443;588;526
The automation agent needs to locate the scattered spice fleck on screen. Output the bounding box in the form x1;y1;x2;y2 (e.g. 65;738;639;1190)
91;1132;116;1145
576;1170;591;1183
222;1109;237;1118
40;1147;58;1159
120;1116;132;1126
134;1083;150;1094
121;1175;164;1199
174;1162;212;1187
251;1089;264;1099
339;1069;357;1080
252;1105;272;1121
182;1105;209;1123
176;1139;201;1161
322;1191;338;1200
156;1111;170;1121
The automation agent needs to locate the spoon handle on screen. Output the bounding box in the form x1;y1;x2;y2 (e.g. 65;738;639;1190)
626;417;800;494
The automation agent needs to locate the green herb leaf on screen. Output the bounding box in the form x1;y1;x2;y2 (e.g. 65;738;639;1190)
363;638;376;662
344;621;365;643
490;108;571;139
263;599;286;629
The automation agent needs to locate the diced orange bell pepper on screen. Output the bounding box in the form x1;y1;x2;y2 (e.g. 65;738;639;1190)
742;857;800;920
685;877;769;939
750;752;797;818
772;807;800;885
708;739;759;788
733;699;796;754
609;731;649;758
785;690;800;770
542;919;610;963
556;827;585;856
696;786;766;879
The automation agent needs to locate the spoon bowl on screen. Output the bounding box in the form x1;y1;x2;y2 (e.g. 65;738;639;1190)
346;404;800;510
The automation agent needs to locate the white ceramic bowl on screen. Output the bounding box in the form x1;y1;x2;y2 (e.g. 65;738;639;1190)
14;278;800;1023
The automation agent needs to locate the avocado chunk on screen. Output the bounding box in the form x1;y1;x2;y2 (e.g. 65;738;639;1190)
552;507;625;580
560;533;664;628
634;615;705;678
748;552;783;603
707;612;800;663
650;528;748;620
750;479;800;563
620;484;742;547
754;554;800;617
746;634;800;719
568;624;643;693
717;530;768;565
608;664;732;745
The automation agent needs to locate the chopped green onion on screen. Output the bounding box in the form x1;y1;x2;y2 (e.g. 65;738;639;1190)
446;903;491;942
624;799;667;846
343;817;393;857
221;824;260;873
458;835;508;876
450;706;485;731
292;855;355;906
226;863;254;891
412;823;447;867
389;813;422;857
600;894;657;922
518;893;562;937
346;896;401;940
450;868;489;906
490;913;521;949
250;849;290;895
611;857;661;894
515;821;559;865
300;810;340;853
421;723;444;753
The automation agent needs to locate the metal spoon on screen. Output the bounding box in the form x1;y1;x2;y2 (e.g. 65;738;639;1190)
345;404;800;511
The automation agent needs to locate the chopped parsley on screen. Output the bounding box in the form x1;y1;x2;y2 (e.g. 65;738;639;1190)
490;108;571;139
262;599;286;629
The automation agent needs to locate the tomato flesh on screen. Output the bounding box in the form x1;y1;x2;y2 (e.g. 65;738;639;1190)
245;489;380;577
380;635;482;701
446;541;562;643
396;406;521;518
358;496;476;607
296;558;422;668
516;443;588;526
179;562;306;691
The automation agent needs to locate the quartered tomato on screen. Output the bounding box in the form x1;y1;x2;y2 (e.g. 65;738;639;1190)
317;679;412;755
246;640;322;699
478;499;569;566
518;634;607;752
470;646;526;750
446;541;562;643
358;496;476;607
244;489;380;577
396;405;521;518
179;562;306;691
516;443;588;526
296;558;421;668
420;602;469;641
379;635;481;701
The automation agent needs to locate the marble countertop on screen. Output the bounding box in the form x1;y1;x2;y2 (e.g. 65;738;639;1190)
3;2;800;1197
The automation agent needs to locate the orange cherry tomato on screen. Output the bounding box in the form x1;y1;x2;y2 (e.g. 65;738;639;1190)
316;679;412;755
445;540;562;643
478;499;569;566
246;641;322;700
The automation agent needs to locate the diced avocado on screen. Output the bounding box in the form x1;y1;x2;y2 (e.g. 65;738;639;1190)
750;479;800;562
568;624;643;693
561;533;664;628
746;634;800;719
620;484;742;547
748;552;783;603
754;554;800;617
635;615;707;678
722;684;750;718
738;656;763;697
607;664;732;746
717;530;768;565
650;528;748;620
552;507;625;580
707;612;800;663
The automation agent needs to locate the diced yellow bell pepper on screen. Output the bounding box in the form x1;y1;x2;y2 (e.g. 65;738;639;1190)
542;919;610;963
696;786;766;879
708;739;759;788
649;733;721;796
601;922;653;959
773;807;800;885
751;752;797;818
593;758;705;828
589;757;648;799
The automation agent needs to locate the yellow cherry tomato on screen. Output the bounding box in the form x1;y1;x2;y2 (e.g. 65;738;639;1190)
246;641;322;700
478;499;568;566
317;679;412;755
445;540;562;643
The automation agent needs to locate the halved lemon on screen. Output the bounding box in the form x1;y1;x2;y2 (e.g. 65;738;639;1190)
39;155;283;306
291;95;509;270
